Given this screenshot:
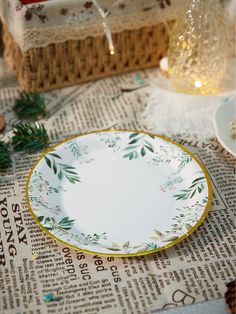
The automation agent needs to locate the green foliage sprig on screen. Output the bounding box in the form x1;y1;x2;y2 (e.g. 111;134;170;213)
0;141;12;169
12;122;49;154
13;92;46;120
1;91;50;170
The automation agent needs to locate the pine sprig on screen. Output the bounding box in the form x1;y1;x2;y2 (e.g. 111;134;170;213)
0;141;12;169
13;92;46;120
12;122;49;153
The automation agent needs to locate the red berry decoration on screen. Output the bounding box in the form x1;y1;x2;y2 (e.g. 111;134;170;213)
21;0;47;4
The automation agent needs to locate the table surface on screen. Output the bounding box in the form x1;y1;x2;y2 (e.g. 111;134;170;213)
0;54;235;314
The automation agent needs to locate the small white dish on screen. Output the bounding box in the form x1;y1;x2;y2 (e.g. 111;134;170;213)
214;100;236;157
26;130;212;257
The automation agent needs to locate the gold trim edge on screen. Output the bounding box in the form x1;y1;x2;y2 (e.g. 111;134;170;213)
25;129;213;258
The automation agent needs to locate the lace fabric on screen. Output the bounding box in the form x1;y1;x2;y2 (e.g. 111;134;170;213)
0;0;183;51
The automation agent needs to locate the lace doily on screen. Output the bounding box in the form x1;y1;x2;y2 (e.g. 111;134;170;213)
143;81;236;139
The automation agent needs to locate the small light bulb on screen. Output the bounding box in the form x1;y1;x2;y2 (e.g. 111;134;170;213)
160;57;168;74
110;49;115;55
194;81;202;88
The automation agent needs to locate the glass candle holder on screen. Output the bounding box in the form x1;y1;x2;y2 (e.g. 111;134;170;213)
167;0;228;95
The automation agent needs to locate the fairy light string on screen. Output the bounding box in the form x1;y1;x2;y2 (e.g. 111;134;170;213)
92;0;115;55
91;0;176;56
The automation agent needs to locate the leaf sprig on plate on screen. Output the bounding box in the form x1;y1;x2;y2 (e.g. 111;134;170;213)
67;140;82;159
79;233;107;245
38;216;75;231
123;133;155;160
44;152;80;184
174;176;206;200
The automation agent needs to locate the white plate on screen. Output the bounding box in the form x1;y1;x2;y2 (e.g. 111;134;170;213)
214;100;236;157
26;130;212;257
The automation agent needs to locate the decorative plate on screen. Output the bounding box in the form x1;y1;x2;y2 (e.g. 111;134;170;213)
26;130;212;257
214;99;236;157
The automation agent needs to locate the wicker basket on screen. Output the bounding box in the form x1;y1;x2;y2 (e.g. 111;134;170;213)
2;21;173;92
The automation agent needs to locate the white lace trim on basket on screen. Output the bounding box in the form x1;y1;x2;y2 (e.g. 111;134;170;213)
0;0;184;51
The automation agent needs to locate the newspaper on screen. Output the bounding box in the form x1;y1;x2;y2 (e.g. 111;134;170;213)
0;61;235;314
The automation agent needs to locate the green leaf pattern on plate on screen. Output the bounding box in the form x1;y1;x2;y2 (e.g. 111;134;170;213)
103;199;207;253
29;195;62;215
174;176;206;200
28;171;65;195
28;171;64;215
161;151;193;191
103;239;164;254
30;195;49;211
171;198;208;232
37;215;107;248
65;140;94;165
149;230;180;244
150;144;179;166
66;140;83;159
123;133;155;160
28;132;209;254
38;216;75;231
78;233;107;245
103;241;146;254
99;132;122;151
104;238;168;254
44;152;80;184
150;146;193;192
